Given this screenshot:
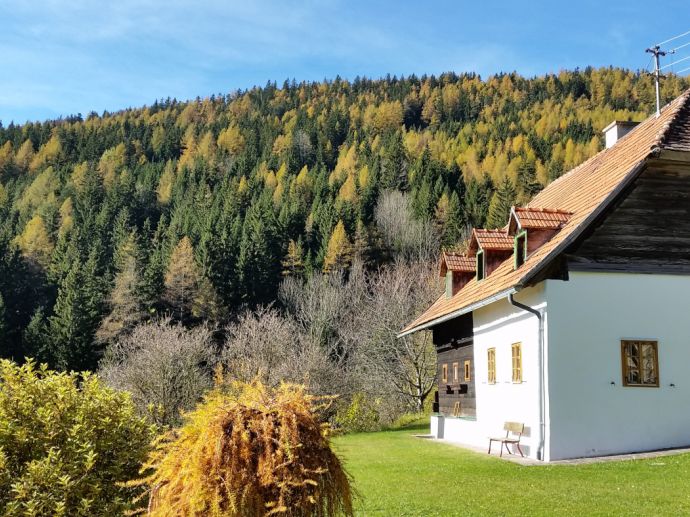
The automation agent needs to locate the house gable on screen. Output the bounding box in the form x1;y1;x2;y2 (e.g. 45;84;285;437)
567;155;690;272
400;88;690;337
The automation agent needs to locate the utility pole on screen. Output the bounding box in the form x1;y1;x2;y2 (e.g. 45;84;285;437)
646;45;668;117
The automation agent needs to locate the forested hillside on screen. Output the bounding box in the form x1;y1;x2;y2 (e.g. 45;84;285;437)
0;68;687;369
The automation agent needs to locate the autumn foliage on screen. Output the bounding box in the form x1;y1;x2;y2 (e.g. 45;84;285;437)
136;379;353;517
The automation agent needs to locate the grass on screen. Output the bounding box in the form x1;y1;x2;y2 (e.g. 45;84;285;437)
333;421;690;516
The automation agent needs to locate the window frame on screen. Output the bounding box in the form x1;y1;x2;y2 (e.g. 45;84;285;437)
487;348;496;384
464;360;471;381
442;363;448;384
511;343;522;383
452;361;459;383
621;340;659;388
514;230;527;269
476;250;485;281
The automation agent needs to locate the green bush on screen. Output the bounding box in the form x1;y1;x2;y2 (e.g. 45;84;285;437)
0;359;155;516
335;393;381;433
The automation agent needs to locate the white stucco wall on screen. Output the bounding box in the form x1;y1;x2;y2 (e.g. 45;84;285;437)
545;272;690;460
436;285;547;459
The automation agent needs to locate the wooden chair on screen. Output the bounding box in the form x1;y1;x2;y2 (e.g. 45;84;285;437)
488;422;524;457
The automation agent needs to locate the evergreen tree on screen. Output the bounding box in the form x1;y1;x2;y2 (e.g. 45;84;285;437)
282;239;305;277
163;236;220;322
96;234;146;343
486;177;517;229
517;159;541;203
237;200;282;304
47;251;105;370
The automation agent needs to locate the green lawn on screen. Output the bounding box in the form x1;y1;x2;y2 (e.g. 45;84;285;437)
333;422;690;516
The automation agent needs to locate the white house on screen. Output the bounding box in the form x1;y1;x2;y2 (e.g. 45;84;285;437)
400;88;690;462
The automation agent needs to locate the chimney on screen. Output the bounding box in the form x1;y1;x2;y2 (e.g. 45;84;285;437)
603;121;639;149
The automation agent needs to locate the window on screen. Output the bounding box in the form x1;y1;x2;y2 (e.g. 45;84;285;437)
514;230;527;269
476;250;485;280
442;363;448;383
487;348;496;384
511;343;522;383
621;340;659;387
464;360;471;381
452;362;459;383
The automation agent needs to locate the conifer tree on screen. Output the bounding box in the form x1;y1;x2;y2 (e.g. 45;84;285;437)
48;251;106;371
517;159;541;203
163;236;220;322
14;215;54;268
486;177;517;229
323;220;352;273
97;234;146;343
282;239;305;277
237;199;282;303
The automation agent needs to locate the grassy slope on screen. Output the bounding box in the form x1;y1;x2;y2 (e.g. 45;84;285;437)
333;423;690;516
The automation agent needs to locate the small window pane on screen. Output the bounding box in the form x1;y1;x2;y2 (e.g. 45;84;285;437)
622;340;658;387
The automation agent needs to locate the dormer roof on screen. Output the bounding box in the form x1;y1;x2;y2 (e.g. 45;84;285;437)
467;228;514;255
439;252;475;277
508;207;572;233
400;88;690;337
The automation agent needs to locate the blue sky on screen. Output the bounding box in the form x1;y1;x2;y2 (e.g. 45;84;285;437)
2;0;690;123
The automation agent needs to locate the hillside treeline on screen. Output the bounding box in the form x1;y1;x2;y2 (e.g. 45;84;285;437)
0;68;687;368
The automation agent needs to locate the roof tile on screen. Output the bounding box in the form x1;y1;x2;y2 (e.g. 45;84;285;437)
401;88;690;336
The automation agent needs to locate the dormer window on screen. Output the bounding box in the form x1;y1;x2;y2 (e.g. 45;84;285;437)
440;252;475;298
514;230;527;269
476;250;485;280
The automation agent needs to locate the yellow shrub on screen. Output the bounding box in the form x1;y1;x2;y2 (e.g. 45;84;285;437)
136;379;353;516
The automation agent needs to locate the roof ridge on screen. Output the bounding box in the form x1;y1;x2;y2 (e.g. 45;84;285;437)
654;87;690;149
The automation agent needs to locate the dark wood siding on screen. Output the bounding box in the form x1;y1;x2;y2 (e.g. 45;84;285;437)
432;313;475;417
567;159;690;272
436;344;476;416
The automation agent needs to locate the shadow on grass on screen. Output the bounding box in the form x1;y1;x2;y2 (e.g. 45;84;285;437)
385;420;429;433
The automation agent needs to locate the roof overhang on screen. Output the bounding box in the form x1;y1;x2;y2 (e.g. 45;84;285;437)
396;287;517;338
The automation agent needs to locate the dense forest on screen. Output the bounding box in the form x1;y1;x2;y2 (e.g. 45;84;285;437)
0;67;688;370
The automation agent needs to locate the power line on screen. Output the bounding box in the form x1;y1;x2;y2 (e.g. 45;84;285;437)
674;65;690;75
669;40;690;53
660;54;690;70
656;29;690;47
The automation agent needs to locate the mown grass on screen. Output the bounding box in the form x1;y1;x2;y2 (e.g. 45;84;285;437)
333;422;690;516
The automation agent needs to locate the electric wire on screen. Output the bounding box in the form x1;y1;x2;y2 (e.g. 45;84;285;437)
669;41;690;53
656;29;690;47
660;54;690;70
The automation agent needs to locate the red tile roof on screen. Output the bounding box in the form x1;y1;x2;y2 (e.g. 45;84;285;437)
440;252;475;277
469;228;514;253
400;89;690;337
512;207;572;230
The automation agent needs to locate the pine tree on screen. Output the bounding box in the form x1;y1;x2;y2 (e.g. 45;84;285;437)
48;251;105;371
237;199;282;304
163;236;220;322
516;159;541;203
486;177;517;229
282;239;304;277
96;234;146;343
439;191;465;247
323;220;352;273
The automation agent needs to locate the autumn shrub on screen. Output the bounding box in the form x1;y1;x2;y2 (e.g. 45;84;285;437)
0;359;155;516
334;392;381;433
135;379;353;516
